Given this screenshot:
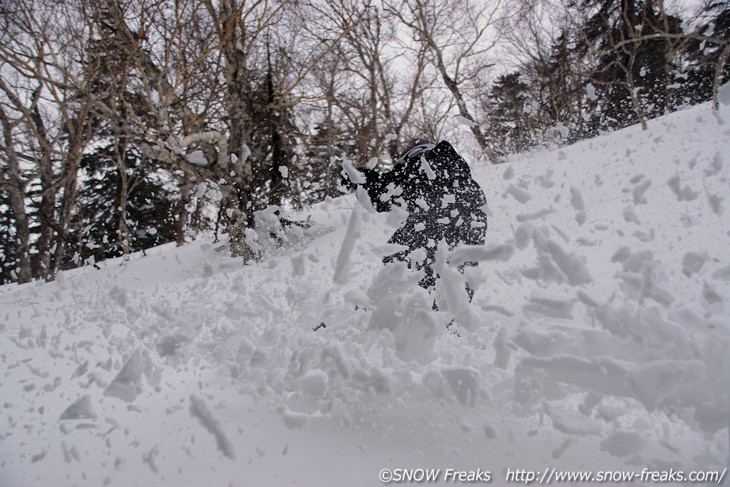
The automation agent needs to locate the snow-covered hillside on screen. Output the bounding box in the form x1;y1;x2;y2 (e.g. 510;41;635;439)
2;89;730;486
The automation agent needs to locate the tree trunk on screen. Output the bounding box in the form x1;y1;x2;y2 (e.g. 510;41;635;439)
0;106;33;283
175;168;191;247
30;102;58;281
115;137;131;258
217;0;256;259
713;42;730;111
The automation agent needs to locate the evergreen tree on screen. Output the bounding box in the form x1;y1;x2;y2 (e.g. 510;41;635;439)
486;72;536;156
246;47;299;211
578;0;683;130
300;119;359;204
66;144;178;267
678;3;730;106
0;193;17;284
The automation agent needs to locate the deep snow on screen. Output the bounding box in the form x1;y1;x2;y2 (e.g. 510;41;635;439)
2;89;730;486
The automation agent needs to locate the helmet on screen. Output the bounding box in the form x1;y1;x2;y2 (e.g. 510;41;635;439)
397;138;435;164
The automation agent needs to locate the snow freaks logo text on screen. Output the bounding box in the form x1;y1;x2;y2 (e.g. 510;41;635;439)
379;468;492;483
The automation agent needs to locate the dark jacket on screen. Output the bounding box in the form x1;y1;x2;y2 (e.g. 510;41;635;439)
358;141;487;288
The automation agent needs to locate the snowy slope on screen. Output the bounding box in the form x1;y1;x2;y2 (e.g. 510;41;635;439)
2;90;730;486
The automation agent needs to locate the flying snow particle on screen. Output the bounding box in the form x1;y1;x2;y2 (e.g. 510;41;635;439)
419;157;436;180
503;165;515;180
718;81;730;106
517;209;555;222
59;395;97;420
454;115;476;128
570;187;585;211
333;206;363;285
702;281;723;306
189;395;235;459
448;243;515;267
586;84;598;101
681;251;708;277
104;349;146;402
342;159;366;185
623;206;641;225
667;175;699;201
506;184;532;204
633;179;652;205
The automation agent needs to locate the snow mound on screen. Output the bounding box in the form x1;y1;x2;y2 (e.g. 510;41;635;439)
1;98;729;485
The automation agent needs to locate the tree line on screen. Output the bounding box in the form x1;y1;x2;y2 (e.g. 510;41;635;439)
0;0;727;284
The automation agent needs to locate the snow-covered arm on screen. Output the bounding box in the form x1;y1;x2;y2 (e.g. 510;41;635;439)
426;141;487;209
360;168;395;213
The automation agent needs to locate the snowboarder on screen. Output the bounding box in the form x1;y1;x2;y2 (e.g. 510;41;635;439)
347;139;488;299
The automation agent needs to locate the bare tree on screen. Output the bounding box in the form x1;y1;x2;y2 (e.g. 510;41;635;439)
0;0;98;280
500;1;588;133
0;104;32;282
386;0;507;163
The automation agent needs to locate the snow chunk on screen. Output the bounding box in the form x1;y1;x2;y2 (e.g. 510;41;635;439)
569;187;585;211
667;175;699;201
344;288;370;308
706;192;724;215
59;395;96;420
240;144;251;163
718;81;730;106
341;159;366;185
681;251;708;277
506;184;532;203
630;359;705;411
517;355;633;398
600;431;646;457
298;370;328;398
454;115;476;128
523;290;576;320
367;264;439;362
441;367;481;407
532;230;592;286
712;264;730;281
586;83;597;101
333;207;362;285
189;395;235;459
633;179;652;205
623;206;641;225
448;243;515;267
419;157;436;180
702;280;723;306
546;404;602;436
493;327;511;369
279;408;310;429
502;165;515;180
187;150;208;166
704;152;723;177
517;208;555;222
156;334;187;357
514;222;535;250
104;349;147;402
